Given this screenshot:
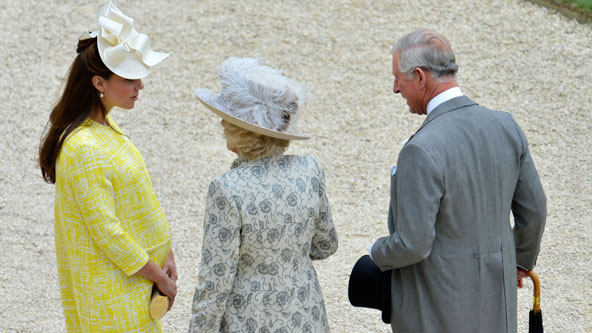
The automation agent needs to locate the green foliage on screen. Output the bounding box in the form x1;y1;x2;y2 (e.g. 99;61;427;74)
564;0;592;11
576;0;592;11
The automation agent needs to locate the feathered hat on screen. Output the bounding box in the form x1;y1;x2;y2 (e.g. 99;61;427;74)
194;57;310;140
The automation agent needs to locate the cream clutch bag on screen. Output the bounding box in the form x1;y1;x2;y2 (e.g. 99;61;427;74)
149;287;169;319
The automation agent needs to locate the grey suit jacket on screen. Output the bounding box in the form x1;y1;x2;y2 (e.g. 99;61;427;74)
371;96;546;333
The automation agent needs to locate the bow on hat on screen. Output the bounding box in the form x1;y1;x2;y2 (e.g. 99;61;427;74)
81;1;169;79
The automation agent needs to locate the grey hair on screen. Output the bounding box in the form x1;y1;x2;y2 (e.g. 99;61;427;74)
392;29;458;82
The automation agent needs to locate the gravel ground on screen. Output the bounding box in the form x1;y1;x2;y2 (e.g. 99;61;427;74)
1;0;590;332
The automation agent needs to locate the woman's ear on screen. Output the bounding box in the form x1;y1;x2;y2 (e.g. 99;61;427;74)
92;75;105;93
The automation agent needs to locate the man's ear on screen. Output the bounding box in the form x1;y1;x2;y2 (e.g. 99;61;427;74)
92;75;106;93
415;67;427;90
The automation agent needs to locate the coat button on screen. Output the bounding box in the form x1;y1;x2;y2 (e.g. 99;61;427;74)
473;252;480;258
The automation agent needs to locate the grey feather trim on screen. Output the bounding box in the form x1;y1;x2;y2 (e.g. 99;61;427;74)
216;57;307;134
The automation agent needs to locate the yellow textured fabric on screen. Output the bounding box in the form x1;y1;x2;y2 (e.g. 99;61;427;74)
54;116;171;332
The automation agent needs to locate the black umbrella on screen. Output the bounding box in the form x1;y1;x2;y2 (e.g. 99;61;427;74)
527;270;543;333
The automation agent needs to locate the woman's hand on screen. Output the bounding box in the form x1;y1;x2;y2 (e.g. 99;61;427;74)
137;259;177;310
155;274;177;310
163;249;178;282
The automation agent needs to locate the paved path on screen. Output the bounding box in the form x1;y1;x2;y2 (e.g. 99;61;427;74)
1;0;590;331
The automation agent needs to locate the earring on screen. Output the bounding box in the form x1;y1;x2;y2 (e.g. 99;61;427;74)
100;91;104;98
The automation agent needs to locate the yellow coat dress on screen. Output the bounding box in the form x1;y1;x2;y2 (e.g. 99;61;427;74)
54;116;171;332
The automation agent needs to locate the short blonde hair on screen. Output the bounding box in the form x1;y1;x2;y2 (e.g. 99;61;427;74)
224;122;290;161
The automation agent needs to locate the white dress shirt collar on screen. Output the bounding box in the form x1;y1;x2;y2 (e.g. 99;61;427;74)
427;87;463;115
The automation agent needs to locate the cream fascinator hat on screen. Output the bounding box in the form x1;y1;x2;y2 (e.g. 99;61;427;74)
80;1;169;79
195;57;311;140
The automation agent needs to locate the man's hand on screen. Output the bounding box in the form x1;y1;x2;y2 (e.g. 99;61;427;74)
517;267;529;288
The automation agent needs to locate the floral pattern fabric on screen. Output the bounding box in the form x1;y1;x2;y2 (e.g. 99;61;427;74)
190;153;338;332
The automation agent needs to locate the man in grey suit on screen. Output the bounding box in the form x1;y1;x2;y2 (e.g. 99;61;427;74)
369;29;547;332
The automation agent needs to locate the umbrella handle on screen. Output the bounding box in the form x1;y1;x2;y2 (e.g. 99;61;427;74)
527;270;541;313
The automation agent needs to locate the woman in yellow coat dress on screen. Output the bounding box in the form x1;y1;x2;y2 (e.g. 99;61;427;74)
39;2;176;331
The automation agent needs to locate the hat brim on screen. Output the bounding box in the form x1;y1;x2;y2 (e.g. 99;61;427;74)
194;89;311;141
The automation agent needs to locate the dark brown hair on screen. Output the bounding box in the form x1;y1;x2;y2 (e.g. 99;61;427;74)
39;37;113;184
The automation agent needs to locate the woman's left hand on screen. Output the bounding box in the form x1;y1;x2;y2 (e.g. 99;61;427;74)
163;248;178;282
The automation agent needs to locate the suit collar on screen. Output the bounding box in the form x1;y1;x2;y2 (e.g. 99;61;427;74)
417;95;477;132
427;87;463;115
403;96;477;145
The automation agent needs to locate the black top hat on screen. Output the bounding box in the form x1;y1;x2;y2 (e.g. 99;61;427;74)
348;255;392;324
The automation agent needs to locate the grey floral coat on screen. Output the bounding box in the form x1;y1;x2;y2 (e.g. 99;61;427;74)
190;154;338;333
